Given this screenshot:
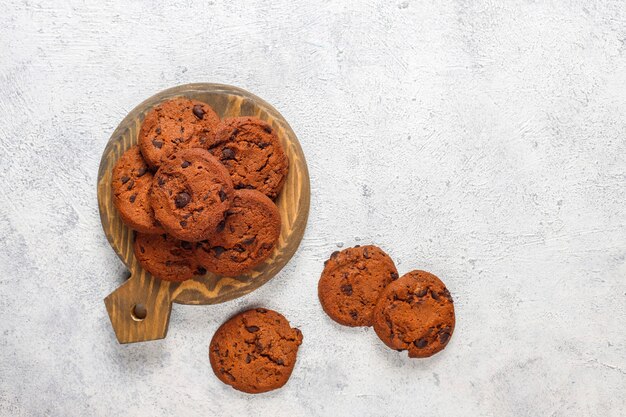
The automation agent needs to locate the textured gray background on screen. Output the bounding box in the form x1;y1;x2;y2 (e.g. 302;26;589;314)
1;1;625;416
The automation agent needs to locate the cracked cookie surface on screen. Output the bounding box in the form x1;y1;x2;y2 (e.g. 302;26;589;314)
209;308;303;394
112;146;164;234
139;97;220;168
373;270;455;358
318;245;398;327
133;232;204;282
150;149;234;242
210;116;288;199
196;189;281;276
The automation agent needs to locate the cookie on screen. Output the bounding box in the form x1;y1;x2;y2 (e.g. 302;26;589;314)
318;245;398;327
111;146;163;234
133;232;204;282
151;149;234;242
209;117;288;199
139;98;220;168
209;308;303;394
372;270;455;358
196;189;281;276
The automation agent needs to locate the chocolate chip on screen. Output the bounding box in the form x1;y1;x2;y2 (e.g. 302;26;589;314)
363;247;371;259
242;236;256;245
155;127;161;135
390;272;399;280
179;220;187;227
129;194;136;203
137;167;147;177
330;251;340;259
126;179;134;191
245;354;252;364
175;192;191;208
340;284;353;296
152;139;163;148
181;161;190;168
417;287;428;297
140;246;145;254
255;341;264;352
216;220;226;232
349;310;358;320
276;358;284;365
258;142;269;149
192;104;205;119
120;176;130;184
256;308;267;313
245;326;260;333
438;328;451;344
222;148;235;160
195;266;207;275
263;125;272;133
157;177;165;186
230;128;239;139
354;244;360;248
180;241;192;250
213;246;225;257
430;290;440;301
219;188;227;202
443;288;453;302
414;338;428;348
234;246;245;253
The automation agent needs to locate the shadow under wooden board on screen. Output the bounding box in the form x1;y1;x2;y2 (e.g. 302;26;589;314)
98;83;310;344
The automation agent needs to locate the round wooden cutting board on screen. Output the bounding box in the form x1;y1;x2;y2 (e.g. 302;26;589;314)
98;84;310;344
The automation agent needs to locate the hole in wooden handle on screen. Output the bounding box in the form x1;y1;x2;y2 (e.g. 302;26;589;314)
131;304;147;321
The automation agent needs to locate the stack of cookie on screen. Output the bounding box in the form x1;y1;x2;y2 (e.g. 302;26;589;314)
318;245;455;358
111;98;288;280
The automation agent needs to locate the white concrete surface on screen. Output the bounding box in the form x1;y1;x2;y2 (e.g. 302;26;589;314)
1;1;625;416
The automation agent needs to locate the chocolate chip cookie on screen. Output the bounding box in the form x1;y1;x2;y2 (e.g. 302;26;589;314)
151;149;234;242
139;98;220;168
111;146;163;234
318;245;398;327
133;232;204;282
372;270;455;358
196;189;281;276
210;117;288;199
209;308;303;394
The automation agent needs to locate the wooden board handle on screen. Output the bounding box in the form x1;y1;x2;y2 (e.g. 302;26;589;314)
104;273;173;344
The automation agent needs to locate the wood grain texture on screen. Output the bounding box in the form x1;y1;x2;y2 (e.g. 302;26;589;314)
99;83;310;344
